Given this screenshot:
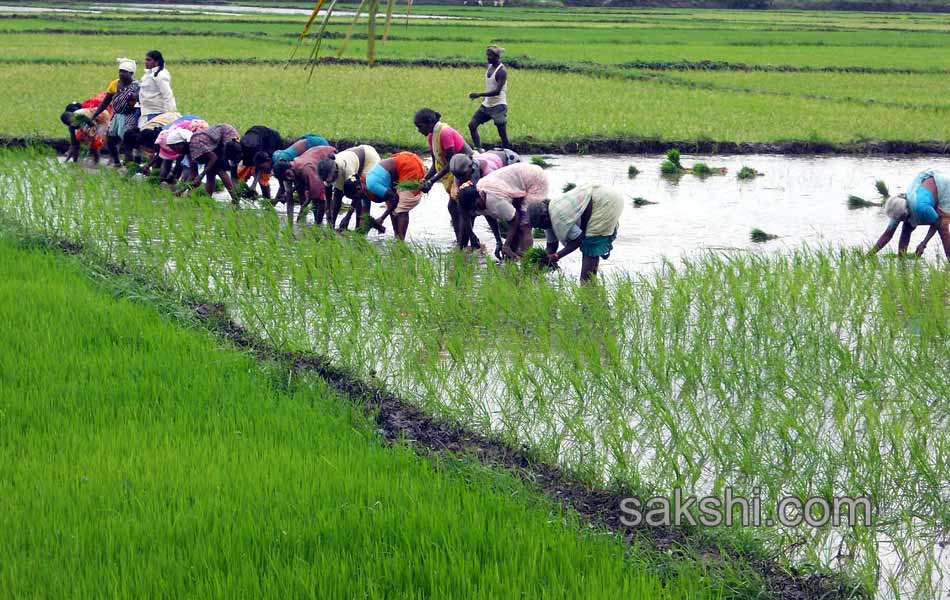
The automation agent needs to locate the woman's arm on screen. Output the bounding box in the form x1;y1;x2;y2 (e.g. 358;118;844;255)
897;221;916;254
91;93;115;120
869;222;899;255
425;147;455;189
374;190;398;227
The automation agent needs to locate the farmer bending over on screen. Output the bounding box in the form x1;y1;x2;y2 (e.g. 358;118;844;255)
61;95;111;163
457;162;548;260
238;125;284;200
362;152;428;240
317;144;381;231
449;150;521;252
870;169;950;261
276;145;337;225
271;134;331;202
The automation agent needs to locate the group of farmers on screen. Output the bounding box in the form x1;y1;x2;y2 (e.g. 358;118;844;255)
59;45;625;281
58;47;950;276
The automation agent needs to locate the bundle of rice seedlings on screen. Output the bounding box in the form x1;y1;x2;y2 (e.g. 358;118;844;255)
70;113;93;128
691;162;727;176
737;166;762;180
521;246;552;271
632;197;656;207
875;180;890;198
750;228;778;243
562;182;576;193
665;149;682;169
660;160;681;175
532;227;547;239
531;156;555;169
847;194;880;209
355;213;375;235
396;179;422;191
145;173;162;186
627;165;639;178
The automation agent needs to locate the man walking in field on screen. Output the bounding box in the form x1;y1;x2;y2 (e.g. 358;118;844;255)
468;44;510;150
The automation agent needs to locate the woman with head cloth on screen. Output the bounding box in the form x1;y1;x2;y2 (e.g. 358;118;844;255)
90;58;140;166
317;144;381;230
137;50;177;128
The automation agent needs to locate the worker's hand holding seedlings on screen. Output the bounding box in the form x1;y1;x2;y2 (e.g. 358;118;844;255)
527;182;625;283
460;162;549;260
362;153;426;240
414;108;481;249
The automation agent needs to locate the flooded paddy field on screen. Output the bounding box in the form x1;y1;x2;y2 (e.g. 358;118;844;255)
223;152;950;278
4;1;950;596
12;149;950;597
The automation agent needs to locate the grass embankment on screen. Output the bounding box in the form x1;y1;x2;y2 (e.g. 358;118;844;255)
1;149;947;595
0;232;730;598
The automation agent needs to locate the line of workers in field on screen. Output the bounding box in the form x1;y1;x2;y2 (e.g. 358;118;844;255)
59;51;950;279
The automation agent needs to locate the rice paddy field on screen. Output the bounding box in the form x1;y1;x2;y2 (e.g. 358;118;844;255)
1;1;949;598
1;2;950;147
0;228;730;599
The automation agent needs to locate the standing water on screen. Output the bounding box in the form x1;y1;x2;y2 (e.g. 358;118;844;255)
274;153;950;277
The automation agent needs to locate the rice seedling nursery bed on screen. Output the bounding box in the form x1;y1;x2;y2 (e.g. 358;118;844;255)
2;149;948;596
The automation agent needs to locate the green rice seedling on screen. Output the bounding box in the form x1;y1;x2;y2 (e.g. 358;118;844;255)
355;212;375;235
660;160;681;175
531;156;555;169
145;172;163;186
532;227;547;239
848;194;881;209
665;149;683;169
749;227;778;242
396;179;422;191
627;165;639;179
3;149;949;596
234;180;251;198
690;162;727;177
632;197;656;207
0;235;729;600
562;182;576;193
875;179;890;198
70;112;93;128
520;246;552;271
737;166;762;180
